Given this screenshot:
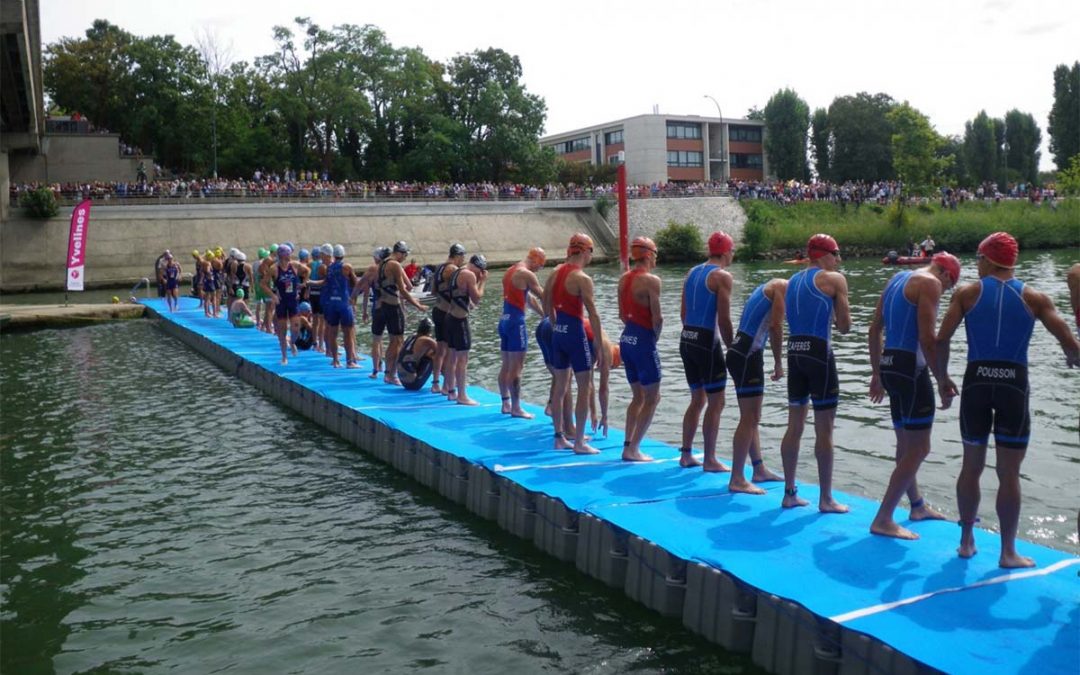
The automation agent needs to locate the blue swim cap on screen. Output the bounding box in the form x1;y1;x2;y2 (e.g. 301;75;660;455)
298;301;312;313
299;248;310;260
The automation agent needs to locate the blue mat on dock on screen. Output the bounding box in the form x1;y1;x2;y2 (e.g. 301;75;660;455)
145;297;1079;674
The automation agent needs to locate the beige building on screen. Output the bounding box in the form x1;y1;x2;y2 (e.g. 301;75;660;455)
541;113;768;186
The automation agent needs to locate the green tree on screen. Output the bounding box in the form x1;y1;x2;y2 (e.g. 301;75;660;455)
939;134;967;186
810;107;830;180
887;102;947;196
963;110;998;185
762;88;810;181
827;92;896;182
746;106;765;121
1003;110;1041;185
1047;62;1080;170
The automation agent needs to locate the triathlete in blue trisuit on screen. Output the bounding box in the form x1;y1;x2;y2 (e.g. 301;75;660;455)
260;244;310;365
318;244;361;368
780;233;852;513
159;251;182;313
936;232;1080;568
867;254;960;539
725;277;786;493
619;236;663;462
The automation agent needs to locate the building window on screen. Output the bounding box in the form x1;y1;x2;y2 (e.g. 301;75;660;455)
608;154;623;165
604;130;624;145
730;153;763;168
729;126;763;143
667;150;704;167
548;136;592;154
666;122;702;140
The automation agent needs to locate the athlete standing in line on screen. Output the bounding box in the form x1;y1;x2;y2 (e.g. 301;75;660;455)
543;233;603;455
726;277;786;492
258;245;279;333
376;241;427;385
431;244;466;393
497;247;547;418
260;244;310;365
936;233;1080;567
780;233;852;513
443;254;488;405
867;254;959;539
320;244;361;368
618;237;663;462
678;231;735;471
159;251;182;312
355;246;392;378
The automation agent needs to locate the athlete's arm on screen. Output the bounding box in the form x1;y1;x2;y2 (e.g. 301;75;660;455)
915;276;946;382
648;275;663;339
830;272;852;334
542;266;558;321
1026;287;1080;367
524;270;544;316
679;271;689;325
597;343;610;438
867;292;886;404
712;269;734;348
768;280;786;380
580;275;603;348
404;269;427;311
935;283;974;405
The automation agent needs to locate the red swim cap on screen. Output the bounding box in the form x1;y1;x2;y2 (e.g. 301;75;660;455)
931;252;961;286
977;232;1018;269
526;247;547;267
708;231;734;256
807;233;839;260
630;236;657;260
567;232;594;256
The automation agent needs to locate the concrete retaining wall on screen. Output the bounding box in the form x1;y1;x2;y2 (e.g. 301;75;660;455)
605;196;747;244
0;201;616;292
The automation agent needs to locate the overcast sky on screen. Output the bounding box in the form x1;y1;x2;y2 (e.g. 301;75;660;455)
42;0;1077;171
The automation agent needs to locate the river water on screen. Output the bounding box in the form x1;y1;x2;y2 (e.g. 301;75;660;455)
2;249;1077;673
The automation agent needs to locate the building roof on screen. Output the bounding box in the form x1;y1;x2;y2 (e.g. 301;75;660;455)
541;113;764;143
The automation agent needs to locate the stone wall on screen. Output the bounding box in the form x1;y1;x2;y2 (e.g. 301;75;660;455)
0;201;615;292
9;134;148;184
604;196;746;244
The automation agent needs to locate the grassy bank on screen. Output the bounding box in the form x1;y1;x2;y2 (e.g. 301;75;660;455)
738;199;1080;258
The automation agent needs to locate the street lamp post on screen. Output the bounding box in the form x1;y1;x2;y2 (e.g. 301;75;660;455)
704;95;725;181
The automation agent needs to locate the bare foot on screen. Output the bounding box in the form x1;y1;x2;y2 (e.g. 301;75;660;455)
999;552;1035;569
870;519;919;540
331;361;341;368
554;436;575;450
431;383;442;394
957;531;978;558
280;358;288;365
782;493;809;509
544;402;552;416
622;449;654;462
573;442;601;455
456;396;478;406
346;362;360;369
369;371;379;379
909;503;946;521
752;467;784;483
702;459;731;473
819;498;850;514
679;453;702;468
510;408;534;419
501;399;512;414
729;478;766;495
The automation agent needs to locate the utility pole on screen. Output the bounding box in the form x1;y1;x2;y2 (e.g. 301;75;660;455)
704;95;725;182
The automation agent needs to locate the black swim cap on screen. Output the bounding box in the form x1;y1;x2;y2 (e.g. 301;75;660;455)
393;240;410;254
470;254;488;271
449;243;466;257
417;317;434;335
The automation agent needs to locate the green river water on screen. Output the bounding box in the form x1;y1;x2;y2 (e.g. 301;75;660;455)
2;250;1077;673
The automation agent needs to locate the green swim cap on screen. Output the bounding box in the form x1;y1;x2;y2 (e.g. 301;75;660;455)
236;288;245;299
258;248;268;259
269;243;279;254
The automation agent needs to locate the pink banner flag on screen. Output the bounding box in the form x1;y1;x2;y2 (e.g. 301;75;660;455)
66;199;92;291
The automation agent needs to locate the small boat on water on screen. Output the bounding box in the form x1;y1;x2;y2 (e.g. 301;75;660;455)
882;252;932;266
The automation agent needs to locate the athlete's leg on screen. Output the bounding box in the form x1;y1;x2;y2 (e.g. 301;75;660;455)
552;367;575;450
701;389;727;472
431;342;448;393
995;446;1034;568
343;325;359;367
571;369;599;454
276;317;290;364
812;408;847;513
498;351;513;413
781;404;809;508
680;389;706;467
624;382;659;462
385;335;404;384
871;427;930;539
731;395;765;493
507;352;531;418
956;442;987;559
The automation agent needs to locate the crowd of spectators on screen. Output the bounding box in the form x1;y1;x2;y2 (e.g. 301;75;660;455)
8;173;1061;207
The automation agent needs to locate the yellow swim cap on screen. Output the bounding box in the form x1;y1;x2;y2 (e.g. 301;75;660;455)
192;249;200;258
111;296;120;304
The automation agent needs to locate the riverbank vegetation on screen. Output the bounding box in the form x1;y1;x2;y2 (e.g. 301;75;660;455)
737;199;1080;258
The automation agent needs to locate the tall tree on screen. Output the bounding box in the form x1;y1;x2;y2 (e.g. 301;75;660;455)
827;92;896;182
762;88;810;181
887;102;947;195
1003;109;1041;185
963;111;999;185
1047;62;1080;170
939;134;967;187
810;107;830;180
